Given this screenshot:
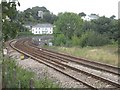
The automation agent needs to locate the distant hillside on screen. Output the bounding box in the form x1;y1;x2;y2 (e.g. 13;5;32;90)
18;6;58;24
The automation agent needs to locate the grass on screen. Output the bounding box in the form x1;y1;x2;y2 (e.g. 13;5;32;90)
1;56;59;88
44;44;118;66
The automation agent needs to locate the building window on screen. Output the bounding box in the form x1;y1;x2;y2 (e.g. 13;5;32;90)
42;31;48;34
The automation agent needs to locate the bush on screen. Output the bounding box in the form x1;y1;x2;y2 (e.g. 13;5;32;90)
71;35;80;46
65;40;72;47
3;58;34;88
2;57;59;88
79;31;111;47
79;32;88;47
17;31;33;38
53;34;66;46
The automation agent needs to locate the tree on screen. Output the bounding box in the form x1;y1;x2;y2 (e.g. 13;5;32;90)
82;21;94;32
79;31;111;47
90;13;98;16
91;16;111;34
18;6;57;24
53;12;83;46
54;12;83;39
110;15;116;19
79;12;86;17
91;16;118;41
2;1;20;41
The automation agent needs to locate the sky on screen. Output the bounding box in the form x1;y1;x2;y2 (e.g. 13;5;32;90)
1;0;120;18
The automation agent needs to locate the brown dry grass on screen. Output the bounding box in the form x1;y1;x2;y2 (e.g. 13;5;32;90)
44;45;118;66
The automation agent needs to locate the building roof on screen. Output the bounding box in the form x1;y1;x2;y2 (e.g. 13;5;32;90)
32;23;53;28
88;14;99;19
23;23;36;28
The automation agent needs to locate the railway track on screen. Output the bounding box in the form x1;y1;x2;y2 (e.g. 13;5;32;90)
28;40;120;76
9;39;120;89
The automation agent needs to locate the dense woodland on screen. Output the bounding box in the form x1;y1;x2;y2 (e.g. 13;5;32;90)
53;12;119;47
17;6;58;25
1;1;119;47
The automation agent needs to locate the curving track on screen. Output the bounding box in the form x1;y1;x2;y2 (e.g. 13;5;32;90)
29;41;120;76
9;38;120;89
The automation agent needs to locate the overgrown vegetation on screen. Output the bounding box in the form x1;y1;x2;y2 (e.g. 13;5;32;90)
53;12;83;47
18;6;57;24
2;1;119;47
2;1;21;41
44;45;118;66
79;31;111;47
2;57;59;88
16;31;33;38
53;12;119;47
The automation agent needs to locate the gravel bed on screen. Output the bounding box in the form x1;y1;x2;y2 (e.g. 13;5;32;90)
42;50;119;82
63;62;118;82
10;54;87;88
6;41;88;88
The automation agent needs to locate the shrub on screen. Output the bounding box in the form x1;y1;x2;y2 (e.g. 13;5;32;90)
79;31;111;47
2;57;59;88
71;35;80;46
3;58;34;88
53;34;66;46
17;31;33;38
65;40;72;47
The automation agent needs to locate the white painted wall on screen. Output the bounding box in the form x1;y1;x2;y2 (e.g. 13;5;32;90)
32;27;53;34
81;15;99;21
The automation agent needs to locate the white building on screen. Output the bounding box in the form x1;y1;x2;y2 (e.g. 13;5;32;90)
81;14;99;21
23;25;32;29
32;24;53;34
38;11;43;19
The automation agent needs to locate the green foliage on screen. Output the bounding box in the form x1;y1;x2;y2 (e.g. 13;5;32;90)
35;77;59;88
53;34;66;46
53;12;83;46
3;20;20;41
2;2;18;20
65;40;72;47
2;57;59;88
79;31;111;47
53;13;118;47
2;1;22;41
81;16;118;42
18;6;57;24
44;45;118;66
91;16;111;34
3;58;34;88
82;21;94;32
17;31;33;36
91;16;118;41
71;35;80;46
78;12;86;17
54;12;83;39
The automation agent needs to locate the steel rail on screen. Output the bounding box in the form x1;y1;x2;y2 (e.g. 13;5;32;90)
23;40;120;88
11;39;120;88
28;41;120;76
9;39;97;90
